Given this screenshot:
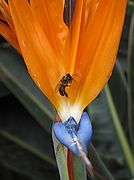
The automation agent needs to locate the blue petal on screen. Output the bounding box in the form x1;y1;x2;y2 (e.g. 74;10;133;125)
77;112;93;154
53;122;79;155
53;112;92;156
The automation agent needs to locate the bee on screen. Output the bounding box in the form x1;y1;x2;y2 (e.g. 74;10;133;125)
55;73;74;98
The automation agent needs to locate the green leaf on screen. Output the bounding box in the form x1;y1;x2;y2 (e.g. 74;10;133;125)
0;95;58;180
126;11;134;151
0;130;58;180
87;90;130;179
118;2;134;69
0;47;55;134
0;81;10;98
89;144;114;180
88;91;124;163
109;65;127;128
104;85;134;178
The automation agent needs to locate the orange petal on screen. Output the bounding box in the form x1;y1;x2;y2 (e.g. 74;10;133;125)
69;0;114;104
59;0;127;122
0;0;14;30
63;0;83;74
0;10;4;20
77;0;127;109
0;22;21;52
30;0;67;56
9;0;65;109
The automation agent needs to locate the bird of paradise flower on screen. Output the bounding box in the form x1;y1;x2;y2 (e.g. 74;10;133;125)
0;0;127;178
0;0;127;123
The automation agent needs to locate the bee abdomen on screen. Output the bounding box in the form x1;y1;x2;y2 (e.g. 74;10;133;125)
59;87;68;97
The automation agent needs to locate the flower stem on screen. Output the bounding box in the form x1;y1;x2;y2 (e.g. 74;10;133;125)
104;84;134;177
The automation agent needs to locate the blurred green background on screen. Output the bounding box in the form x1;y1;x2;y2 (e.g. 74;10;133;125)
0;1;134;180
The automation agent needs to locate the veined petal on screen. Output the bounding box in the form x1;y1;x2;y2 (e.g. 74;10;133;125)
58;0;127;122
77;0;127;110
30;0;67;56
9;0;66;109
0;0;20;52
68;0;114;104
63;0;83;74
0;0;14;30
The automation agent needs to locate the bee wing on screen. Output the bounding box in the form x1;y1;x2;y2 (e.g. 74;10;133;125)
55;83;60;92
72;74;78;83
72;74;78;78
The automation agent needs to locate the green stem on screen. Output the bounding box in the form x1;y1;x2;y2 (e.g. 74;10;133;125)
116;61;128;94
89;144;114;180
104;84;134;177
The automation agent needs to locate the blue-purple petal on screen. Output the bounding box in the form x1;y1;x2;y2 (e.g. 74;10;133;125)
53;112;92;156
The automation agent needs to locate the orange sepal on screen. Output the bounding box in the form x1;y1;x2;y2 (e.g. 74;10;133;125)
0;22;20;52
30;0;68;55
9;0;66;110
0;0;14;30
78;0;127;110
63;0;127;111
